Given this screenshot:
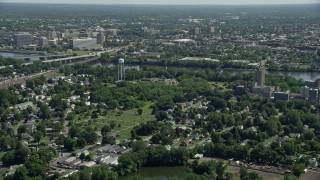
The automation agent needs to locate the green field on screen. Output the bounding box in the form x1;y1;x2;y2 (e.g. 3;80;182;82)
73;102;155;140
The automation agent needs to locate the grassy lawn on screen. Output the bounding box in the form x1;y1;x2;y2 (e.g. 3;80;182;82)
73;102;155;140
39;136;50;145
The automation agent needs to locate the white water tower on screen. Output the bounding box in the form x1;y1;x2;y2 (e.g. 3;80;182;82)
118;58;125;81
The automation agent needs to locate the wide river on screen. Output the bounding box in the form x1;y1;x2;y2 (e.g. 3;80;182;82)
93;63;320;81
0;51;42;61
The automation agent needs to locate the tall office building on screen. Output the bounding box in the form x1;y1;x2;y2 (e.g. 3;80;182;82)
38;37;49;47
97;32;105;46
47;31;57;39
194;27;201;35
255;65;265;86
13;33;32;46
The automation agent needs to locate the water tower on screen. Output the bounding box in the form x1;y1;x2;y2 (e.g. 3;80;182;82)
118;58;125;81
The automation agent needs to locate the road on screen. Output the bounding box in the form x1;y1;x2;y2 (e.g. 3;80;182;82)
0;46;128;89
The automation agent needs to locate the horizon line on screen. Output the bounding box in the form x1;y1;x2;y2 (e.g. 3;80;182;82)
1;2;319;6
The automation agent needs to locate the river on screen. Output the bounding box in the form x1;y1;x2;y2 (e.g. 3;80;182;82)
0;51;41;61
93;63;320;81
119;166;189;180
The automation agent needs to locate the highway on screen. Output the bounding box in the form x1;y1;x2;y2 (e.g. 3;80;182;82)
42;47;123;63
0;46;126;88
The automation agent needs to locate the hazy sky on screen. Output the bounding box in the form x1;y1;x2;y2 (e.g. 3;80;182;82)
0;0;318;5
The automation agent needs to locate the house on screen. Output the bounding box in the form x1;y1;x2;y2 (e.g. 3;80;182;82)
60;170;78;178
241;139;250;146
192;135;200;140
279;136;289;144
165;145;171;151
15;102;34;110
95;155;111;163
309;158;318;168
62;157;77;165
4;122;13;130
25;122;36;134
194;154;204;159
69;159;81;167
101;156;119;166
289;133;301;138
79;161;96;168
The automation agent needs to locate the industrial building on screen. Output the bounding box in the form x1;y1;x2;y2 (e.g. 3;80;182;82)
13;33;32;46
274;92;290;101
252;85;275;98
97;32;105;45
72;38;97;49
309;88;319;103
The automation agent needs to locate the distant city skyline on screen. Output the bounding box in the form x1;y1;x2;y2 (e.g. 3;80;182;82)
0;0;318;5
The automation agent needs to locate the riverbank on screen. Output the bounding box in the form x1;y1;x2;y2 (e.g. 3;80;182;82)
93;62;320;81
0;49;44;55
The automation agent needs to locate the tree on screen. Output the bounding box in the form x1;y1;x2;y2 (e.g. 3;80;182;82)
76;137;87;148
293;163;305;177
64;137;76;151
102;135;116;145
101;125;111;136
225;172;233;180
266;117;281;136
91;165;117;180
2;152;15;166
137;108;143;115
216;161;226;179
91;111;99;119
39;103;51;119
17;125;27;134
12;166;28;180
240;167;262;180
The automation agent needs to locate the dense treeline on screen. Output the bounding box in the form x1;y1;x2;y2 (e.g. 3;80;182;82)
66;64;303;93
117;143;189;176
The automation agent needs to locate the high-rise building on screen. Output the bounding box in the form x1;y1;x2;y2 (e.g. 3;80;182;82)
47;31;57;39
309;88;319;103
38;37;49;47
194;27;201;35
210;26;215;33
13;33;32;46
255;65;265;86
97;32;105;45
